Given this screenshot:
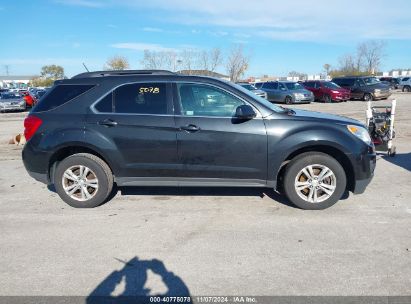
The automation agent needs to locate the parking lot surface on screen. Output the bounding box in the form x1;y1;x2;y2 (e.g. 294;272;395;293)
0;93;410;296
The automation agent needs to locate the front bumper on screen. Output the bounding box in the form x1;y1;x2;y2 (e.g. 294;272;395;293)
294;96;314;103
333;93;351;101
373;91;391;99
351;150;376;194
0;105;26;112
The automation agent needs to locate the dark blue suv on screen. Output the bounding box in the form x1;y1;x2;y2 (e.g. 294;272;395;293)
22;70;376;209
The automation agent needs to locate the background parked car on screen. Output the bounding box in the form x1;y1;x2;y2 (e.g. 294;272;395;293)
34;89;47;100
259;81;314;104
236;82;267;99
0;92;26;112
332;76;391;101
398;77;411;92
302;80;350;103
379;77;400;89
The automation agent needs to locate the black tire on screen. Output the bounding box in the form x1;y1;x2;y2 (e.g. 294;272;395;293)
54;153;114;208
283;152;347;210
323;94;332;103
285;96;293;104
403;86;411;92
363;93;373;101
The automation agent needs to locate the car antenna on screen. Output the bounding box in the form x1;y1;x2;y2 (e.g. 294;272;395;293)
82;62;90;72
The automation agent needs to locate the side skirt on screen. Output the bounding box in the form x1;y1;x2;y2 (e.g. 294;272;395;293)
116;177;276;188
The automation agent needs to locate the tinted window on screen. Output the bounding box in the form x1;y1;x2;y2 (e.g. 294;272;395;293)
114;83;167;114
303;82;315;88
278;83;287;90
263;82;278;89
402;77;409;81
285;82;304;90
95;93;113;112
254;82;263;89
177;83;245;117
333;78;355;86
322;82;341;89
33;84;94;112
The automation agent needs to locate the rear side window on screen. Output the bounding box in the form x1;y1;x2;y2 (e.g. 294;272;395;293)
403;77;409;81
303;82;314;88
113;83;167;114
33;84;94;112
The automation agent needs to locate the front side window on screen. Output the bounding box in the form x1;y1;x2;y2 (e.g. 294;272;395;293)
113;83;167;114
177;83;245;117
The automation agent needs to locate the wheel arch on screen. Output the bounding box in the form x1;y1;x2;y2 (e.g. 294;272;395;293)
275;144;355;192
48;144;115;184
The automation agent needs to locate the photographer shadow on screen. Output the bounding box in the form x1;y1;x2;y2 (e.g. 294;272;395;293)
86;257;190;304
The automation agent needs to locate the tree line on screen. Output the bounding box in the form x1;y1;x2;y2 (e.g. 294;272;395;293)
27;40;389;87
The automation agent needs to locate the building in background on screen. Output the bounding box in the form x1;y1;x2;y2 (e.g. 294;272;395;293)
0;75;38;89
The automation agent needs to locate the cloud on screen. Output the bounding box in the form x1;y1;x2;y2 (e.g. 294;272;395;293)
110;42;176;52
109;0;411;42
142;27;164;32
54;0;106;8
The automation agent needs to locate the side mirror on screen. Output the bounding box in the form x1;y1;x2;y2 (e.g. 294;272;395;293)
235;104;256;120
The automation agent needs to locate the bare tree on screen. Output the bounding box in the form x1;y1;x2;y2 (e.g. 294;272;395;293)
141;50;165;69
209;48;223;73
105;56;130;70
226;45;249;82
357;40;386;74
338;53;356;74
199;50;210;73
323;64;331;76
198;48;222;76
181;49;199;75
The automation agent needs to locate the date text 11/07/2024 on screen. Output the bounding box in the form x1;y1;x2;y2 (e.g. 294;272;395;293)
149;296;257;303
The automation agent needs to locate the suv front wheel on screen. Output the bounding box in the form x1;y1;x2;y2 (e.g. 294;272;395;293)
54;153;114;208
283;152;347;210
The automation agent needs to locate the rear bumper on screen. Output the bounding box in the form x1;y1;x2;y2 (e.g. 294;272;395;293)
22;139;51;185
26;170;48;184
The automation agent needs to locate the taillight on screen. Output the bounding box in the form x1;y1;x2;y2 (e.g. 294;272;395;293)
24;115;42;141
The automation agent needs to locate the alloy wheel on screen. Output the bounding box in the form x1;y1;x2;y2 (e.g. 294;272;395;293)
62;165;99;201
294;164;337;203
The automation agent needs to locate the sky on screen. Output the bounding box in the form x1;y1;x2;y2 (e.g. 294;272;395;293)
0;0;411;78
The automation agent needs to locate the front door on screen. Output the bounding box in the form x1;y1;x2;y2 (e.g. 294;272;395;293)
173;82;268;185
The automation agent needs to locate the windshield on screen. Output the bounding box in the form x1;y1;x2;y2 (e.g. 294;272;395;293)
285;82;304;90
233;82;284;113
239;84;256;91
322;82;341;89
364;77;380;85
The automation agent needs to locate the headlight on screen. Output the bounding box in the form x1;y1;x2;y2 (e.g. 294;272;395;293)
374;89;381;93
347;125;371;145
331;90;340;93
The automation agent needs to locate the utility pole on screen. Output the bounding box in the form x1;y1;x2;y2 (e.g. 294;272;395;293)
4;65;10;76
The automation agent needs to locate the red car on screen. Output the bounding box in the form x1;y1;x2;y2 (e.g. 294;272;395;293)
302;80;351;103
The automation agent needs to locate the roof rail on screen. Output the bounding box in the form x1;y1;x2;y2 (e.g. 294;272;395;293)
72;70;177;79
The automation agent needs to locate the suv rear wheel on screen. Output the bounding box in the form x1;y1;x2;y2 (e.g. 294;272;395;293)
54;153;113;208
403;85;411;92
283;152;346;210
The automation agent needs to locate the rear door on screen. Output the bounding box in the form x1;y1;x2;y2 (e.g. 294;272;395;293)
173;82;267;184
86;82;178;179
